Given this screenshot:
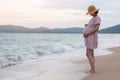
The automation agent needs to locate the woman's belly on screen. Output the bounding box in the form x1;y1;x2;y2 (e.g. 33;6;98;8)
83;27;93;33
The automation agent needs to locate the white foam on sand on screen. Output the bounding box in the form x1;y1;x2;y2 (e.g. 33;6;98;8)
0;50;90;80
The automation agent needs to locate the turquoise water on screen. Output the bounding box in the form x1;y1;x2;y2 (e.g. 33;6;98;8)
0;33;120;68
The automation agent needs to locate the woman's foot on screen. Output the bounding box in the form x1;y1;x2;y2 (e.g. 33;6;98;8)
85;70;96;74
90;70;96;74
85;70;91;73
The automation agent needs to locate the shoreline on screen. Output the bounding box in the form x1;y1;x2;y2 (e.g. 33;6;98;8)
0;49;90;80
0;46;120;80
84;46;120;80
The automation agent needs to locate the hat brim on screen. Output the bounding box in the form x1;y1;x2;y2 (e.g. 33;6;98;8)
86;9;99;15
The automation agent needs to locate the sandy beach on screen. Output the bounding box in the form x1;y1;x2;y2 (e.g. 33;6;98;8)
84;46;120;80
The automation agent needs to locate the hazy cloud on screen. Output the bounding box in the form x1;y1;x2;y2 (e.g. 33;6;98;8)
0;0;119;28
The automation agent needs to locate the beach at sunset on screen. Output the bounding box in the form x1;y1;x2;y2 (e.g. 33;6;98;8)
0;0;120;80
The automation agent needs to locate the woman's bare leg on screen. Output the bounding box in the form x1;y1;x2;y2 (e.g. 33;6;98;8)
86;48;96;74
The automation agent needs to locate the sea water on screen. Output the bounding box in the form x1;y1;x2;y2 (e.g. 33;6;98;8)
0;33;120;80
0;33;120;68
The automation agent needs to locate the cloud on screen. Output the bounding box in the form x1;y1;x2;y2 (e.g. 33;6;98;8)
37;0;88;10
0;0;120;28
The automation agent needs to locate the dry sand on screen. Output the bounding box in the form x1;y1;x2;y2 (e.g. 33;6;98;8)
84;46;120;80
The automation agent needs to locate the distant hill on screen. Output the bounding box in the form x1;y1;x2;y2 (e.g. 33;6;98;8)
99;24;120;33
0;25;83;33
30;27;50;33
0;25;30;33
0;25;50;33
0;24;120;33
50;27;83;33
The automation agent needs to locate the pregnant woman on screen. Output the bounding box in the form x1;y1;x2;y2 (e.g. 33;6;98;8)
83;5;101;74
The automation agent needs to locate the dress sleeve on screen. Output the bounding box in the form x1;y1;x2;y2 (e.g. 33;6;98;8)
94;17;101;25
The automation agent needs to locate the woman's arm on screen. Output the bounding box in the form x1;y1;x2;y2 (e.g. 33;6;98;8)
84;24;100;38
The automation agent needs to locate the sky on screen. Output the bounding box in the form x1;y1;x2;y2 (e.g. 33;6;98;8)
0;0;120;29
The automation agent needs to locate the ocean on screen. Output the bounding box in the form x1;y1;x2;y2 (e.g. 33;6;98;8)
0;33;120;80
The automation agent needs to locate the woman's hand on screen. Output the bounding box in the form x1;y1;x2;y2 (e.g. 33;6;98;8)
84;24;88;27
83;33;89;38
